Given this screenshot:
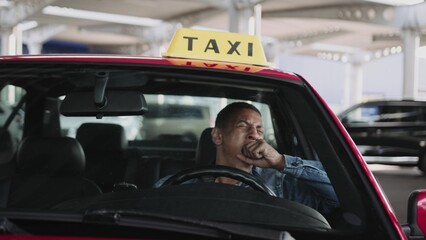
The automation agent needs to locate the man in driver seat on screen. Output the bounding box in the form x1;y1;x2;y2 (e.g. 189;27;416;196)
156;102;339;217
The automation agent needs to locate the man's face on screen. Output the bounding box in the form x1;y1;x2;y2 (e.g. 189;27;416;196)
213;108;264;166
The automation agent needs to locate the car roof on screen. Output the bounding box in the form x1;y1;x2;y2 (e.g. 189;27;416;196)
0;54;301;81
337;99;426;117
359;99;426;105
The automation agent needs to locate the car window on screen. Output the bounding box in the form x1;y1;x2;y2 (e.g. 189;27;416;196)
380;105;426;122
0;85;25;142
60;115;144;140
144;104;206;118
343;103;426;123
59;94;276;146
344;106;380;123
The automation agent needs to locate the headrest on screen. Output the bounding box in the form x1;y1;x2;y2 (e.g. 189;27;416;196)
195;128;216;167
16;136;85;176
76;123;127;153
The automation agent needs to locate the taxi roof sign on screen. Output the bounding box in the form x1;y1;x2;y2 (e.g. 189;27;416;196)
163;28;268;67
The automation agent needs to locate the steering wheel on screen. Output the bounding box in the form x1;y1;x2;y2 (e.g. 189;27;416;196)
160;165;276;197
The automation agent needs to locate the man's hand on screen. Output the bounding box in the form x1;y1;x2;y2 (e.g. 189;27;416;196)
236;139;285;171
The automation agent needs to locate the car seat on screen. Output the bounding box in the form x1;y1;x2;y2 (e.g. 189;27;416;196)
195;127;216;167
0;130;17;177
0;130;17;163
7;136;102;209
76;123;129;192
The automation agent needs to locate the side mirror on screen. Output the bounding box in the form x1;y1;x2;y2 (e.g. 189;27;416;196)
404;190;426;239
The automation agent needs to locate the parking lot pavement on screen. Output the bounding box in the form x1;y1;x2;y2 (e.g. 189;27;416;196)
369;164;425;223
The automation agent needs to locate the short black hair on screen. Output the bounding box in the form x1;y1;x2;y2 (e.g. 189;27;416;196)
215;102;261;129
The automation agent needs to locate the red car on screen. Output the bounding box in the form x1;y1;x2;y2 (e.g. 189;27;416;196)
0;28;424;240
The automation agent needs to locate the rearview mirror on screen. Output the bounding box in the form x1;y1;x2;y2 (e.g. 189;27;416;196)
60;91;148;117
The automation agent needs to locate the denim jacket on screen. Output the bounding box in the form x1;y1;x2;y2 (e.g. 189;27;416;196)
255;155;339;217
154;155;340;217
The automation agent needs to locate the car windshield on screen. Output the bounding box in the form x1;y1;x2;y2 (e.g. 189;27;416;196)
0;59;397;239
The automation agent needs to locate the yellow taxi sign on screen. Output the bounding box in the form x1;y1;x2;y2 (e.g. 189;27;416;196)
163;28;268;67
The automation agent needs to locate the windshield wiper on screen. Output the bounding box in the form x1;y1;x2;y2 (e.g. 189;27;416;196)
83;209;294;240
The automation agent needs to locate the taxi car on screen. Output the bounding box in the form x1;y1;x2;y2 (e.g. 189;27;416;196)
0;28;425;240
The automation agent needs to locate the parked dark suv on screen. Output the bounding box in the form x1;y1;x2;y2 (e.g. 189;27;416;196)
338;100;426;172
